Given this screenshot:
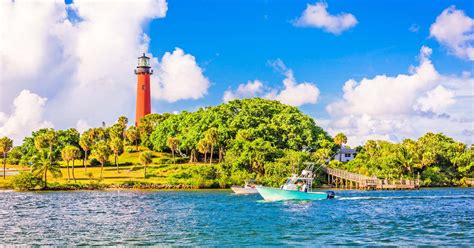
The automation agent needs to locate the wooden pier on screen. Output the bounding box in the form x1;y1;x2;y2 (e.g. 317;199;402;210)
322;166;420;190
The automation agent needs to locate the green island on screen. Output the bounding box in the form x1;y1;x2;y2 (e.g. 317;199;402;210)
0;98;472;191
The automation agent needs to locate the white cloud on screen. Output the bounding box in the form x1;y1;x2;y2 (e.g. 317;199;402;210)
0;1;208;143
327;46;440;117
294;2;357;34
430;6;474;61
223;80;264;102
414;85;455;113
76;120;92;134
152;48;210;102
0;0;69;111
0;90;53;144
264;69;320;106
223;60;320;106
326;46;474;146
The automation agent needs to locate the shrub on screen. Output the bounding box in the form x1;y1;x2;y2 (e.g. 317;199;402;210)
89;158;101;167
421;166;449;186
11;172;43;191
173;157;188;164
157;158;171;164
86;172;94;179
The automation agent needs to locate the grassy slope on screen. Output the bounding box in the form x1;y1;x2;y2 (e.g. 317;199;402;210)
0;147;219;189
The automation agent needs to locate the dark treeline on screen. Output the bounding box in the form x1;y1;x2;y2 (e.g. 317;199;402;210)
1;98;473;188
336;133;473;186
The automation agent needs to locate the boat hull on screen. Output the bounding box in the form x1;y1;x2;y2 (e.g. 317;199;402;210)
256;186;329;201
231;186;258;194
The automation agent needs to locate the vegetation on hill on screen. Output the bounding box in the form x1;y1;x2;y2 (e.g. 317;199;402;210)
149;98;333;184
0;98;472;190
335;133;473;186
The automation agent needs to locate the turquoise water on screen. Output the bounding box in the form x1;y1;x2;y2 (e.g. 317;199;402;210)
0;188;472;245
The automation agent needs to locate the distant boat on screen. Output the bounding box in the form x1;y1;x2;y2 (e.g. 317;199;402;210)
231;180;258;194
256;163;335;201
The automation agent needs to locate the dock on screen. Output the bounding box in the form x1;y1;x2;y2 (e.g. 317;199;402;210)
322;166;420;190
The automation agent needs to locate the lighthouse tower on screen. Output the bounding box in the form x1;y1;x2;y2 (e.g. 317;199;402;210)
134;53;153;126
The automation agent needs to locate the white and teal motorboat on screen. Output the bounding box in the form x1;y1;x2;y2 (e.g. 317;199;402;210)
231;180;258;194
256;164;335;201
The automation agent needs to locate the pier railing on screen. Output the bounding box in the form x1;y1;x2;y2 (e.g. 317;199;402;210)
321;166;419;190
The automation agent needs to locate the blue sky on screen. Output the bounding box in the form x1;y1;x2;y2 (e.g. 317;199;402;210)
0;0;472;145
147;0;473;118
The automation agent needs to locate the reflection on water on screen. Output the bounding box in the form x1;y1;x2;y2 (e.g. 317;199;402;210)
0;188;472;245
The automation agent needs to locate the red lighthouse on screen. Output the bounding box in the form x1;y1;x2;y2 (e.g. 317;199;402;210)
134;53;153;126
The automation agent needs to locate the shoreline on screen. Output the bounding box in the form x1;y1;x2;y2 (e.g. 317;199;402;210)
1;185;470;193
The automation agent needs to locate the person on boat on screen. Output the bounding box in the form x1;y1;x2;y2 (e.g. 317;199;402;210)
296;180;304;191
302;182;307;192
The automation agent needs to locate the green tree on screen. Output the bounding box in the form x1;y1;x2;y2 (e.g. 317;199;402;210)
138;113;170;149
79;132;93;172
334;133;347;161
34;129;57;164
395;140;417;177
150;98;330;164
33;129;59;187
110;138;123;172
166;137;179;164
61;145;81;183
91;141;112;179
126;126;140;152
69;146;81;183
57;128;80;150
61;146;72;181
117;116;128;138
6;146;22;165
109;124;124;140
0;137;13;179
204;128;219;164
314;148;332;165
197;139;210;163
140;151;153;179
31;150;62;189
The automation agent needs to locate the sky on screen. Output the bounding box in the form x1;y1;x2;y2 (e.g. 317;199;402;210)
0;0;473;146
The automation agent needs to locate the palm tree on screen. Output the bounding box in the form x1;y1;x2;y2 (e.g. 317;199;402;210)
91;141;112;179
197;139;209;163
117;116;128;139
110;138;123;172
32;150;62;189
205;128;218;164
79;133;93;172
70;146;81;183
314;148;332;165
34;129;57;165
126;126;140;152
0;137;13;179
95;127;107;141
140;151;153;179
395;146;414;178
61;146;72;181
61;145;82;183
166;137;179;164
334;133;348;161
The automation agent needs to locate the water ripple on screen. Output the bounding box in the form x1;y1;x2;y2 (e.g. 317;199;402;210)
0;188;472;245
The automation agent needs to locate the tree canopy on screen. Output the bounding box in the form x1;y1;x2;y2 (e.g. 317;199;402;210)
338;133;473;186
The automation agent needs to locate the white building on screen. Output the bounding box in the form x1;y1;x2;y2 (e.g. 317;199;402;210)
334;147;357;162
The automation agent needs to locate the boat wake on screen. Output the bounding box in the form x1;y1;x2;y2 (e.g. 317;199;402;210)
336;194;474;201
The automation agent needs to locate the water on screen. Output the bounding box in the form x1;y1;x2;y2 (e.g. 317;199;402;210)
0;188;472;246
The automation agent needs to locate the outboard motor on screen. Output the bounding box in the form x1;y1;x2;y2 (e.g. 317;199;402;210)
326;191;335;199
